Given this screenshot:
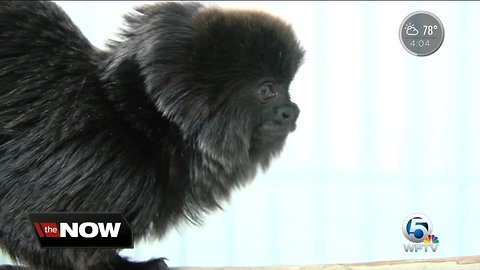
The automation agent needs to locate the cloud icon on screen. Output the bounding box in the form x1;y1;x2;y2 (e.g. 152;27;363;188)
405;23;419;36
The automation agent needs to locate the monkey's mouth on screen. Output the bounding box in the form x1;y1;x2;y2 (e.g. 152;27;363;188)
256;121;297;137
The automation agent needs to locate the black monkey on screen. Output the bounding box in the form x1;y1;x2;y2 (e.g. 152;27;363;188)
0;1;304;270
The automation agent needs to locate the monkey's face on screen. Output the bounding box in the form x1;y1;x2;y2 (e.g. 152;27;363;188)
245;79;301;167
193;76;300;172
251;81;299;141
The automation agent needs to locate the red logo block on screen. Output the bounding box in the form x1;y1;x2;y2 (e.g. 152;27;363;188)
33;222;59;238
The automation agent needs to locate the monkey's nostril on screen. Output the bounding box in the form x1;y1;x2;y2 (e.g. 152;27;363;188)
275;105;298;124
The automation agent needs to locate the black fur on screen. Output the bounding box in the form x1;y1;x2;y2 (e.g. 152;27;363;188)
0;1;304;270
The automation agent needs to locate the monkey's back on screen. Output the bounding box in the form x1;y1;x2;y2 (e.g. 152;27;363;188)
0;1;176;244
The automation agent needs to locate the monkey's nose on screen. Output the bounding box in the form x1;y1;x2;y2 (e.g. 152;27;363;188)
274;104;300;124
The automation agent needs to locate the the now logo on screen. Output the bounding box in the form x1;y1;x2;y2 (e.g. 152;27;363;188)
33;222;121;238
28;213;133;248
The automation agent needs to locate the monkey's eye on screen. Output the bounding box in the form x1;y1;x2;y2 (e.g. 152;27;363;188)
258;84;277;102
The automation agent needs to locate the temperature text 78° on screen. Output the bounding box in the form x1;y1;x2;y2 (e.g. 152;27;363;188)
423;25;437;36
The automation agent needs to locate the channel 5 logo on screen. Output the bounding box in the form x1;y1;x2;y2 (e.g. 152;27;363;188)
402;213;439;252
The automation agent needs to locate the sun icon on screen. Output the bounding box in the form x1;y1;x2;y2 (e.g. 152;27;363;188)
404;22;414;30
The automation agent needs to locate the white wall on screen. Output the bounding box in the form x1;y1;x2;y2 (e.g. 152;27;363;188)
2;1;479;267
